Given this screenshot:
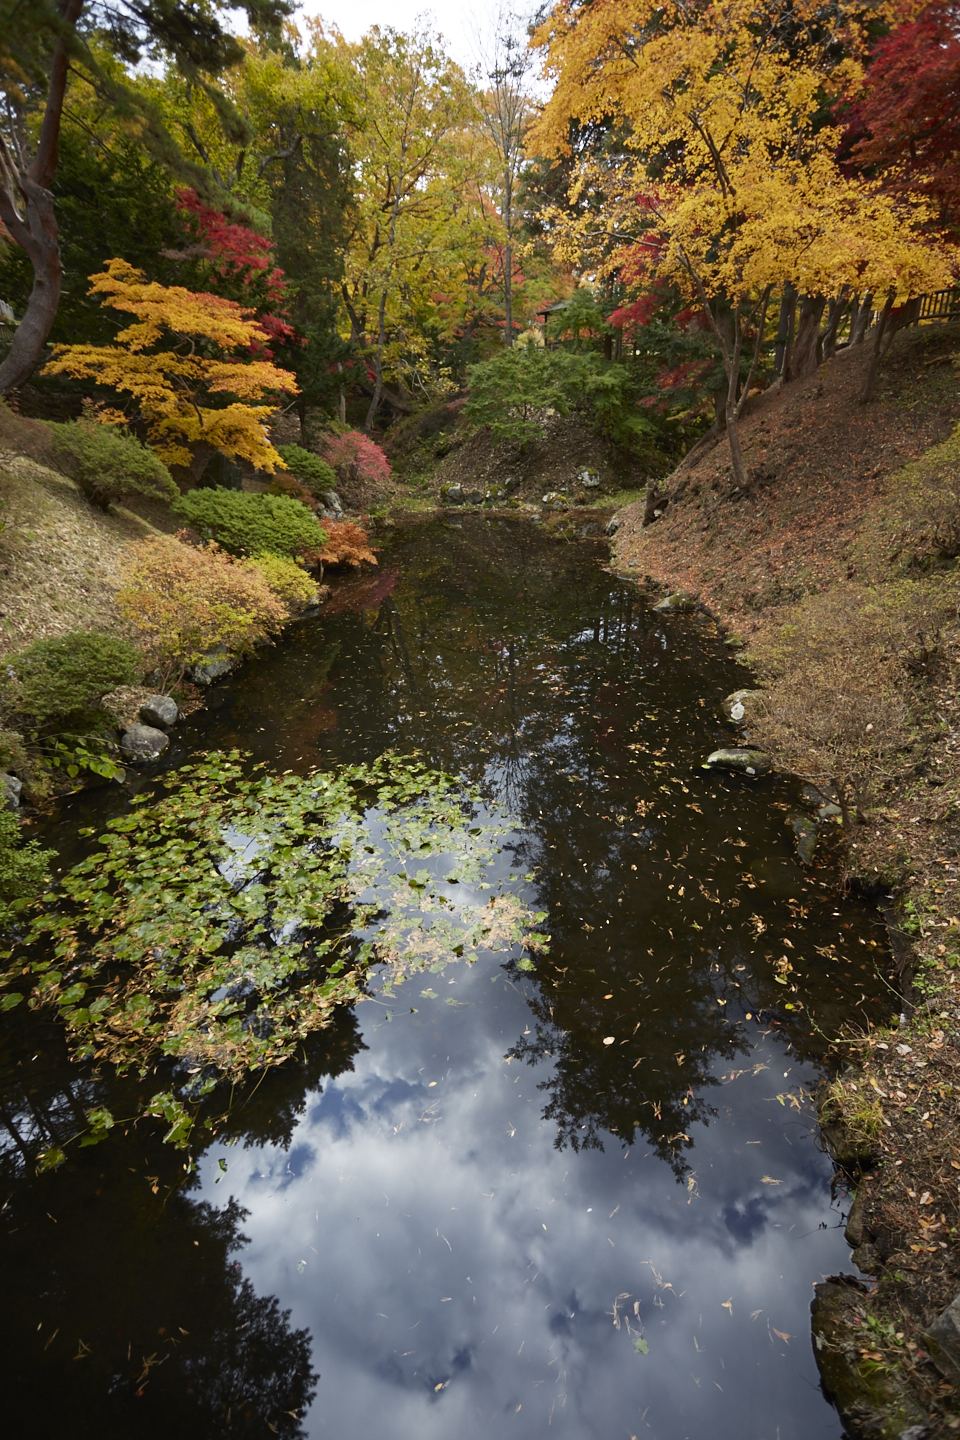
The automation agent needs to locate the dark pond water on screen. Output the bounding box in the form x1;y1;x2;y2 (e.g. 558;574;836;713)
0;517;891;1438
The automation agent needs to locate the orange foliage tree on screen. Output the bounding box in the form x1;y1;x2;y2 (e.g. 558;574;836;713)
312;520;378;573
44;259;297;481
116;535;287;684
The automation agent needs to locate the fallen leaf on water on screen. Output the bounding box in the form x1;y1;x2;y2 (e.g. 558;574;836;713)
634;1337;649;1354
721;1299;733;1315
603;1037;615;1045
761;1176;782;1185
773;1329;791;1343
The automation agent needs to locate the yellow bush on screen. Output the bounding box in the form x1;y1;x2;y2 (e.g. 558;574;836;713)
244;552;316;608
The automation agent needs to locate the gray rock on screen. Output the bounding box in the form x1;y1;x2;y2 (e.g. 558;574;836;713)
464;489;485;505
850;1242;882;1275
139;694;179;729
189;649;237;686
541;491;568;510
121;723;169;762
485;484;508;502
721;688;760;726
653;592;696;613
502;475;520;494
844;1188;867;1248
577;468;601;488
578;522;601;538
604;516;621;537
923;1292;960;1386
440;483;464;506
818;802;843;820
0;772;21;810
319;489;343;514
898;1429;931;1440
788;813;818;864
704;747;773;776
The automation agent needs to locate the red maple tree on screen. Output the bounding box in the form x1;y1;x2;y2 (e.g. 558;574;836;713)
842;1;960;233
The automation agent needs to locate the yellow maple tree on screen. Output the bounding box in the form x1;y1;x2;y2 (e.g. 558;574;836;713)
531;0;952;487
44;258;297;477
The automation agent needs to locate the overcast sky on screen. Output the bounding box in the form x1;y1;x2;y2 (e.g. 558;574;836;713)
296;2;540;75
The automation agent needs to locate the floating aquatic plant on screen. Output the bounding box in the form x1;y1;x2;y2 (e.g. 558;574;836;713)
1;750;547;1156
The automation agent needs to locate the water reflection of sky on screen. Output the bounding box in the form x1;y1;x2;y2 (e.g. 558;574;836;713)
200;940;847;1439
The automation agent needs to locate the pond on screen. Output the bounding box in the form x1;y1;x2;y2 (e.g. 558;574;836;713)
0;516;889;1438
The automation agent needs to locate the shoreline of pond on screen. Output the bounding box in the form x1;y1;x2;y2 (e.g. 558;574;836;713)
606;333;960;1433
7;502;945;1435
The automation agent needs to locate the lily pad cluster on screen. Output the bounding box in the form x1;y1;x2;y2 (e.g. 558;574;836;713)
1;751;547;1155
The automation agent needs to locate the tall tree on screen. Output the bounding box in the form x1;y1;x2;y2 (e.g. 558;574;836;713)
842;0;960;234
471;8;535;347
0;0;292;393
322;24;474;430
44;258;296;480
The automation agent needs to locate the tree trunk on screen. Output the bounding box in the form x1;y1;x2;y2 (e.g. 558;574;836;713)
504;238;513;347
774;283;796;375
821;292;849;361
859;294;919;404
851;294;873;346
859;293;894;404
642;479;662;526
786;295;825;380
0;193;62;393
0;0;83;394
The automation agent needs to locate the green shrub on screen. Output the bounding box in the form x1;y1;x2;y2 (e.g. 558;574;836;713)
466;347;656;451
0;807;53;932
172;487;327;557
276;443;337;498
245;552;317;607
46;420;178;511
4;631;141;727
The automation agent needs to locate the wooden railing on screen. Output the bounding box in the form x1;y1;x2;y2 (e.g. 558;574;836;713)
915;289;960;324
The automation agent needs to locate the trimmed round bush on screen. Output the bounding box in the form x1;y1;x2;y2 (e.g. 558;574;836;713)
276;443;337;498
46;421;178;511
5;632;141;726
172;487;327;558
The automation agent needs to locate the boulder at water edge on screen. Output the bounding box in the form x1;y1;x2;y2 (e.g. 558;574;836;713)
788;813;818;864
189;649;237;686
653;592;696;613
121;724;169;762
604;516;621;536
923;1292;960;1386
139;694;179;729
0;772;21;810
721;689;761;726
440;483;464;505
541;492;568;510
704;747;773;776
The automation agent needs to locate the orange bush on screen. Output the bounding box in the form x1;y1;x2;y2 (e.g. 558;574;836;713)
305;520;378;572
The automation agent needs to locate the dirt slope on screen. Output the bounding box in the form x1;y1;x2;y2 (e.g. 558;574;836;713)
613;326;960;632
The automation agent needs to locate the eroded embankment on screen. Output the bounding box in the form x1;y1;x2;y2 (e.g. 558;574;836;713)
614;326;960;1437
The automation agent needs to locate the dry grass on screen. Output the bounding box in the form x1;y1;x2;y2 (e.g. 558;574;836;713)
0;453;176;659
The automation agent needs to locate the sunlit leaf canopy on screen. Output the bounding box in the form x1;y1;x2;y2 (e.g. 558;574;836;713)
530;0;951;306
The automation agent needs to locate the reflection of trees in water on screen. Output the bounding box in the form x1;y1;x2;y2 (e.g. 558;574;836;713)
507;932;750;1181
0;1008;365;1435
